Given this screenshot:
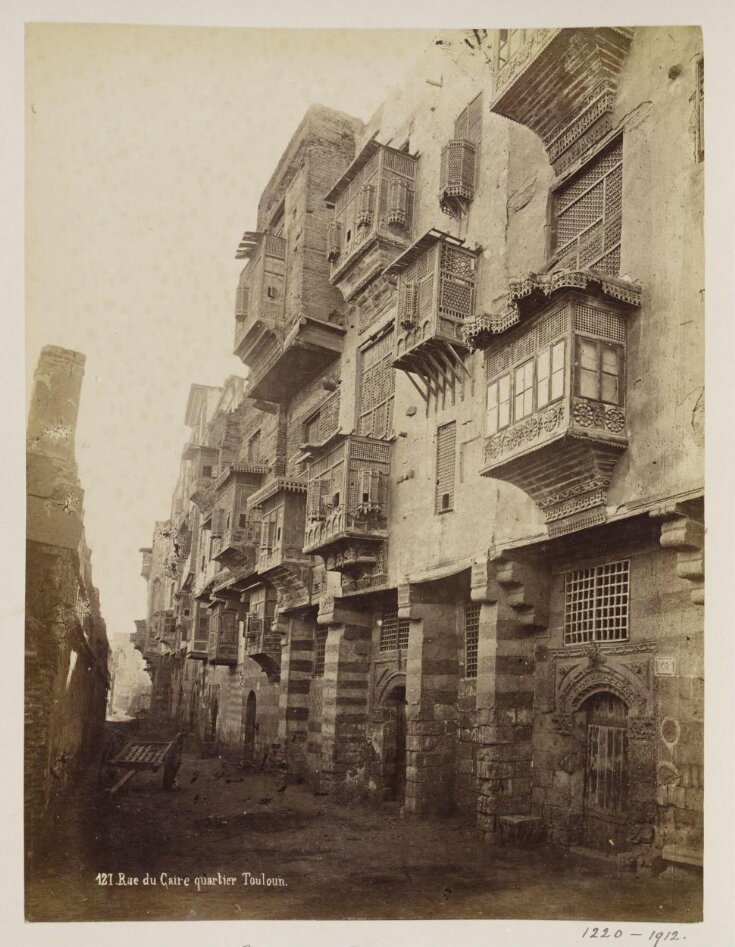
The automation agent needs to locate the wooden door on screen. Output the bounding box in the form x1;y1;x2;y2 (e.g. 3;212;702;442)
583;691;629;851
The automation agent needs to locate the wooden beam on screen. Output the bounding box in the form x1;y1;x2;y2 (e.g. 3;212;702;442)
403;369;429;402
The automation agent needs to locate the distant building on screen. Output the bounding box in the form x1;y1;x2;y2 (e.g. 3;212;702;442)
139;29;704;871
107;632;150;718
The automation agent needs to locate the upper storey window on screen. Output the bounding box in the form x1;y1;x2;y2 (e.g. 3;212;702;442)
357;329;395;440
551;137;623;276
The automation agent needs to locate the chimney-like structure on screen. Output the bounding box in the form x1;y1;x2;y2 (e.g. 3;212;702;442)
26;346;86;550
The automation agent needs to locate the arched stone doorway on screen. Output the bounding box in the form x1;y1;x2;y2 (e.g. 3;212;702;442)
578;691;629;851
243;690;257;763
382;684;407;804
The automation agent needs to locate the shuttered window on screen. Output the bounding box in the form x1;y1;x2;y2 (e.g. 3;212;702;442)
358;330;395;439
454;92;483;145
552;137;623;276
435;421;456;513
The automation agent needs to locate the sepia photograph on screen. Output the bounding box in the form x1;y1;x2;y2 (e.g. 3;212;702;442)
9;3;731;942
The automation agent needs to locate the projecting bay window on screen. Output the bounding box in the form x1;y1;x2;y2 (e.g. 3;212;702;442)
576;338;622;405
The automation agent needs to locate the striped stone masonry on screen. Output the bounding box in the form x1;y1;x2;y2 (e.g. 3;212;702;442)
316;603;371;795
471;554;546;841
277;616;315;773
398;584;460;818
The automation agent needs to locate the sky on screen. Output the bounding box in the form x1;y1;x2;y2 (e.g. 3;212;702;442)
25;24;438;640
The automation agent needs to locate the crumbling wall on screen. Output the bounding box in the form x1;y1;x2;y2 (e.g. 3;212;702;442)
25;346;110;869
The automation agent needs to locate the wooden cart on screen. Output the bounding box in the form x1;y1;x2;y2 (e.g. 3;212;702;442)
108;732;184;795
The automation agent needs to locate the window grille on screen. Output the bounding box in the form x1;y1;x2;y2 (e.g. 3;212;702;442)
313;631;327;677
358;331;395;439
379;610;410;652
435;421;457;513
564;560;630;645
552;137;623;276
464;603;481;678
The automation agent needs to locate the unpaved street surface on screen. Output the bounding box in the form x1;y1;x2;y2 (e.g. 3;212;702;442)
27;750;702;922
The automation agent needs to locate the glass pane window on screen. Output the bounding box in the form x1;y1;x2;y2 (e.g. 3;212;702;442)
576;337;622;405
536;349;550;409
551;340;566;401
486;373;510;435
578;338;599;399
601;345;620;404
514;359;534;421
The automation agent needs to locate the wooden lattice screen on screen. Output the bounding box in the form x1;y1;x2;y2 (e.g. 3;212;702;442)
358;330;395;438
552;137;623;276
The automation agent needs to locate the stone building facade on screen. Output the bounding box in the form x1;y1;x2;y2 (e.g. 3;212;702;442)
140;28;704;870
26;346;110;868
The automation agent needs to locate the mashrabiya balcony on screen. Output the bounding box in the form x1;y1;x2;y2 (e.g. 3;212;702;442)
325;139;419;298
233;230;345;404
208;464;269;570
490;27;634;174
387;229;477;401
206;600;241;666
303;435;390;566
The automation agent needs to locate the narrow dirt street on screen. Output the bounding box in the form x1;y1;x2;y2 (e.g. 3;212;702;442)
26;742;702;923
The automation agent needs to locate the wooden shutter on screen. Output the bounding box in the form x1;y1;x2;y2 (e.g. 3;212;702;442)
435;421;457;513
